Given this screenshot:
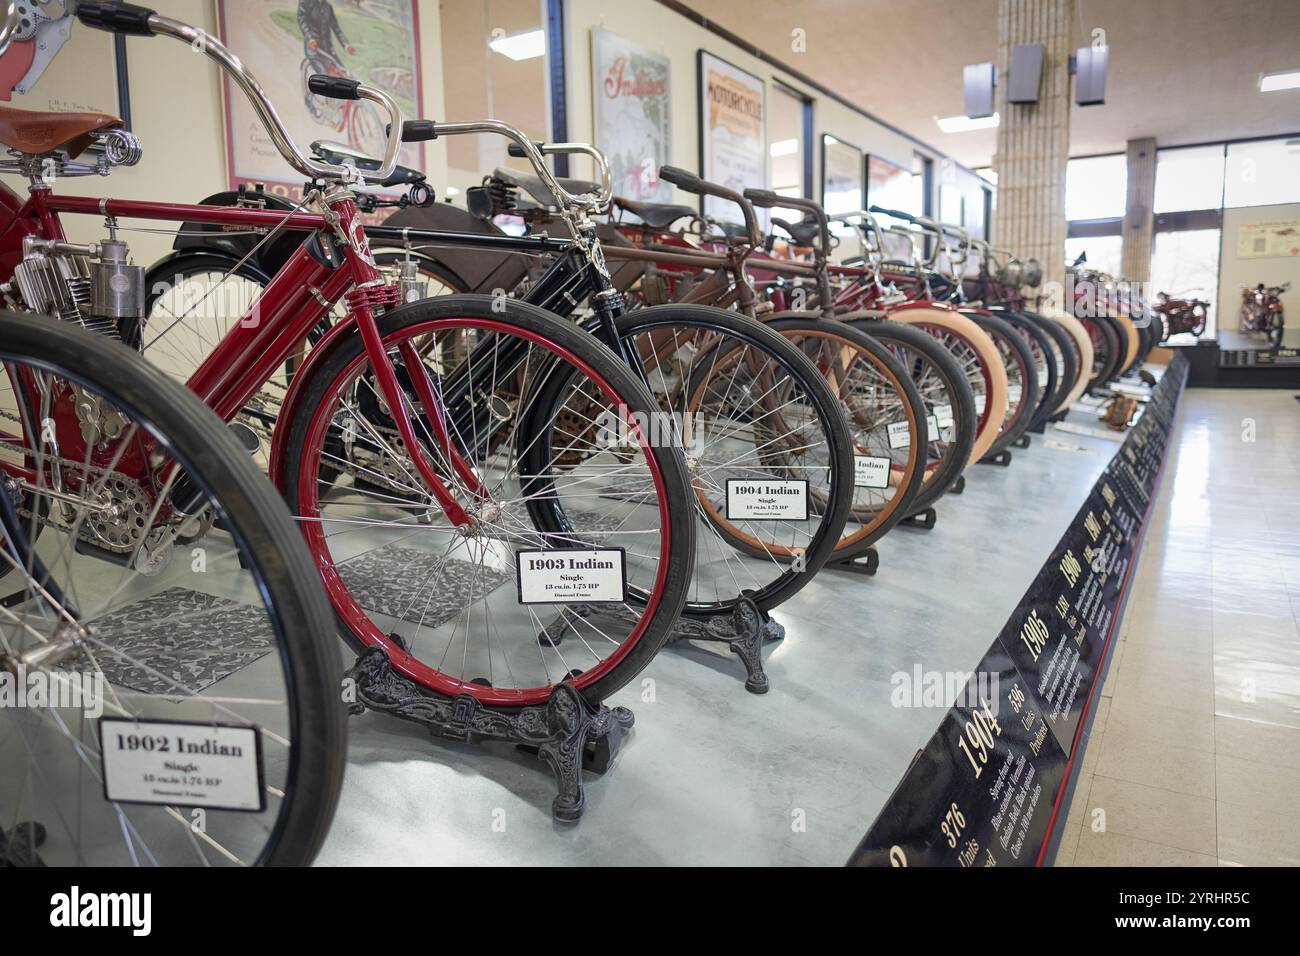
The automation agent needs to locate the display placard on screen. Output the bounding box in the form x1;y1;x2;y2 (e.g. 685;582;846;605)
854;455;891;489
849;353;1188;866
516;548;627;604
99;718;265;812
725;479;808;520
886;420;912;449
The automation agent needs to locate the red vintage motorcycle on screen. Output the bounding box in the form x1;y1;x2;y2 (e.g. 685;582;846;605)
1238;282;1288;346
1153;292;1209;340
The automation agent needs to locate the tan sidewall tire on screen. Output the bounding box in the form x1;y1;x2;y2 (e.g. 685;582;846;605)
1053;314;1093;412
890;307;1008;466
1114;314;1140;374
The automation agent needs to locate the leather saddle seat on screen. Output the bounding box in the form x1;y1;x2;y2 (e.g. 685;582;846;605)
613;196;697;230
780;217;822;247
0;105;123;158
491;166;600;208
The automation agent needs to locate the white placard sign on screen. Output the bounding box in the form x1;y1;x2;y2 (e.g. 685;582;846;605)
516;549;627;604
854;455;891;489
725;479;808;520
100;719;264;811
887;420;912;449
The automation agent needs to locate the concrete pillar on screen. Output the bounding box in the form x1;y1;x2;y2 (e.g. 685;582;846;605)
991;0;1074;297
1121;137;1157;283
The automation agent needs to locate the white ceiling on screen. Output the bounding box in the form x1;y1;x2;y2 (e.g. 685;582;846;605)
679;0;1300;167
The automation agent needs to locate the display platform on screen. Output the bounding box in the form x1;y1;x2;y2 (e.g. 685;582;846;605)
849;353;1188;866
1181;332;1300;388
316;371;1181;866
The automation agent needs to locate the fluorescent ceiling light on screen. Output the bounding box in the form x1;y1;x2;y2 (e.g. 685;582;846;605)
936;113;1000;133
1259;69;1300;92
770;138;800;157
489;29;545;61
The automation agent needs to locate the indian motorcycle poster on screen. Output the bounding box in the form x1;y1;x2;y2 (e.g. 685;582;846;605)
697;50;765;224
591;29;672;204
217;0;424;200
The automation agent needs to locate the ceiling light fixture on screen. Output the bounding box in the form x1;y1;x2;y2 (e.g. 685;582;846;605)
936;113;1000;133
1259;69;1300;92
489;29;545;61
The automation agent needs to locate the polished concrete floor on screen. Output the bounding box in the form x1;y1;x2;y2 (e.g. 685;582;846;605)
1056;388;1300;866
317;408;1131;865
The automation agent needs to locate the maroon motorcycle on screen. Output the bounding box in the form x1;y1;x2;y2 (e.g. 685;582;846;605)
1239;282;1288;347
1154;292;1209;341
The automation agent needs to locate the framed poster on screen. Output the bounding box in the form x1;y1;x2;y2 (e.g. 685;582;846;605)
821;134;864;218
216;0;424;203
697;50;765;224
591;30;671;203
1236;220;1300;259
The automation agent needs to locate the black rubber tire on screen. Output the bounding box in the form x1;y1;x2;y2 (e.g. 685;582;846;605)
1019;311;1079;421
280;294;696;707
0;313;346;867
995;310;1057;431
604;305;854;614
1083;315;1124;390
967;312;1039;457
844;317;976;512
765;315;929;552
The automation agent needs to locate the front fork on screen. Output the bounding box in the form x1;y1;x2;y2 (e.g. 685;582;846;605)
333;194;480;526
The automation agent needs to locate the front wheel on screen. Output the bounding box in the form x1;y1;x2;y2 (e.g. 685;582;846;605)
281;295;695;708
0;313;345;866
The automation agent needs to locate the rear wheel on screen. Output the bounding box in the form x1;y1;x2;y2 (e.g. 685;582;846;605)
843;316;976;512
968;312;1038;456
613;305;854;614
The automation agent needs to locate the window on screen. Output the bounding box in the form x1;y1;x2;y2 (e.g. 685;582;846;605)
1155;145;1225;213
1065;154;1127;221
1149;229;1221;340
1224;137;1300;208
1065;236;1122;277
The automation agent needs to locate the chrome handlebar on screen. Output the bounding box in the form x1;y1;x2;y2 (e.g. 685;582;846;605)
432;119;613;213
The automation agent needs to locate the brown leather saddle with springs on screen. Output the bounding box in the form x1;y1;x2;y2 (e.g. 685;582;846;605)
0;105;124;157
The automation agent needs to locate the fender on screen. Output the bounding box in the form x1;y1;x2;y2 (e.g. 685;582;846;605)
144;248;276;296
266;312;358;492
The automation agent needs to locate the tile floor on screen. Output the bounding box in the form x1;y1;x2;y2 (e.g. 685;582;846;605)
1055;387;1300;867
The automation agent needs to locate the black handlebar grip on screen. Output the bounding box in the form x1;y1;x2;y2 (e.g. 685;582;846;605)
869;205;914;222
76;2;157;35
506;141;546;158
658;165;704;192
307;75;361;100
742;187;781;207
400;120;438;142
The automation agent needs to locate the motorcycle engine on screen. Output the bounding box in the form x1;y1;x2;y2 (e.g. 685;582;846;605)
7;235;145;341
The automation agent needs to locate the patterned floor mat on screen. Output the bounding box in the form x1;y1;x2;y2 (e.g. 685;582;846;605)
338;544;511;625
77;587;275;696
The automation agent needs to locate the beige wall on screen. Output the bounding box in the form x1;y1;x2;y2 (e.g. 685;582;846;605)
1218;202;1300;329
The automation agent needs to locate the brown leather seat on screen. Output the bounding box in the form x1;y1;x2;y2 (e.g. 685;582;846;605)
0;105;123;157
614;197;697;230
